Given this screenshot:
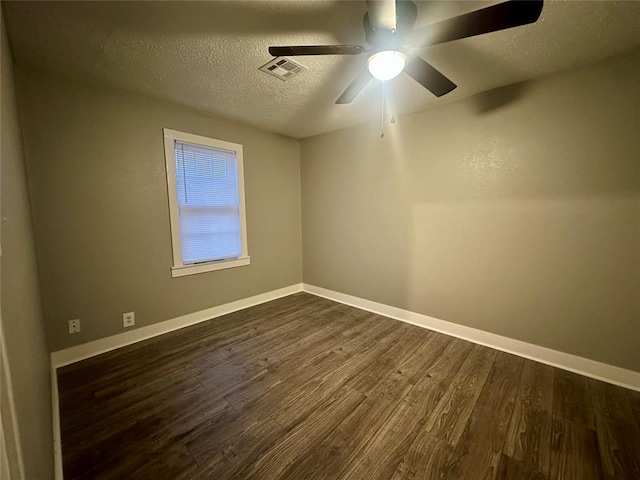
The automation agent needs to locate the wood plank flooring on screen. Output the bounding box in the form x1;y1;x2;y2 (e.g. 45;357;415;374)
57;293;640;480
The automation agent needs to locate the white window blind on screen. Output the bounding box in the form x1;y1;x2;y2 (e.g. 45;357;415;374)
174;140;242;264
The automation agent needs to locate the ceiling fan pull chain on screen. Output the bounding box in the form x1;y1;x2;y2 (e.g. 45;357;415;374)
380;81;385;138
391;78;396;124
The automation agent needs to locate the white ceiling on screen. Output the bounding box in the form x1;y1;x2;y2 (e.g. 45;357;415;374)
4;1;640;138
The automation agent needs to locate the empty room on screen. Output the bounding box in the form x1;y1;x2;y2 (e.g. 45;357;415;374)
1;0;639;479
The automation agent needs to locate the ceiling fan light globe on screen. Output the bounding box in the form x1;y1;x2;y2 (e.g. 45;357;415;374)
367;50;406;81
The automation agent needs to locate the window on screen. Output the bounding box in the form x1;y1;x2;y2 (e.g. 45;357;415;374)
163;129;249;277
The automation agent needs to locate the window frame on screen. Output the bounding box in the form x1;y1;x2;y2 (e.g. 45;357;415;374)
163;128;250;278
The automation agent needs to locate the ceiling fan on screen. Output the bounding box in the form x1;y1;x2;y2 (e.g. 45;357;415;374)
268;0;544;104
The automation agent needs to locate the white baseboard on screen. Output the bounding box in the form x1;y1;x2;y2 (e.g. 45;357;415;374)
48;280;639;479
50;283;303;368
302;283;640;392
49;283;303;479
0;323;25;479
50;365;63;480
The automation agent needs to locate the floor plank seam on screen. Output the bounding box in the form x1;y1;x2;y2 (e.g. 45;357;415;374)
184;442;200;468
547;367;555;479
498;356;527;471
269;413;287;430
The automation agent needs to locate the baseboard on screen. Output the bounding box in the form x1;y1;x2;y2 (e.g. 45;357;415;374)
47;280;639;479
302;283;640;392
50;283;303;368
49;283;303;479
50;365;63;480
0;325;25;479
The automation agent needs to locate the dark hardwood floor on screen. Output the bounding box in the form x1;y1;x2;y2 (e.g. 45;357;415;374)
57;293;640;479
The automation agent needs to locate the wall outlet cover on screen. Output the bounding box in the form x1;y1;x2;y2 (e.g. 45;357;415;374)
123;312;135;328
68;319;80;334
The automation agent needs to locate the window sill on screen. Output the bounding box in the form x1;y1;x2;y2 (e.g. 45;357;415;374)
171;256;250;278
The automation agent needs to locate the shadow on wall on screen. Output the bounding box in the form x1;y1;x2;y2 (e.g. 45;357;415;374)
302;53;640;372
388;63;640;370
473;81;532;114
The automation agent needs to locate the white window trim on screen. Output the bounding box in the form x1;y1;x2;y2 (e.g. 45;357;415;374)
163;128;250;278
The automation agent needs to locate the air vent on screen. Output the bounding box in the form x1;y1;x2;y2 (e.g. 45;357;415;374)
259;57;307;81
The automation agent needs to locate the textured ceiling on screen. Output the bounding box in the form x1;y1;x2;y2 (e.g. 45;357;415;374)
3;1;640;138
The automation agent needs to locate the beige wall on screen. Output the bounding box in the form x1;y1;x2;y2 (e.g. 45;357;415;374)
301;52;640;372
8;33;639;374
16;68;302;352
1;16;54;480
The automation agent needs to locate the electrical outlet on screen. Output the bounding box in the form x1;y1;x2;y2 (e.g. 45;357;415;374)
68;319;80;334
123;312;135;328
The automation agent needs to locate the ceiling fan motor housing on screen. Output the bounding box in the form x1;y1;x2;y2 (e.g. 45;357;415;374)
363;0;418;49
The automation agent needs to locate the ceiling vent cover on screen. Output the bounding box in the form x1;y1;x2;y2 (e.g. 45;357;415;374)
259;57;307;81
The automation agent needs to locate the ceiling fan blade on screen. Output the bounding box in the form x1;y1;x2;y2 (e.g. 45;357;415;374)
365;0;397;32
413;0;543;47
269;45;366;56
404;55;457;97
336;68;373;104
